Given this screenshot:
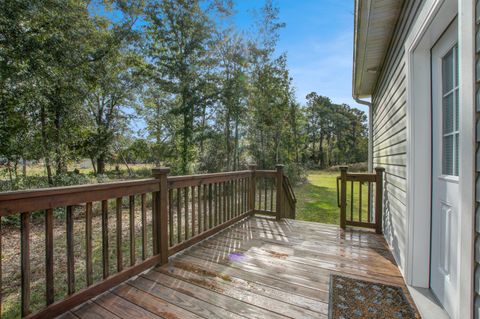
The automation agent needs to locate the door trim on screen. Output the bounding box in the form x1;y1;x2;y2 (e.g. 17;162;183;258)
404;0;475;318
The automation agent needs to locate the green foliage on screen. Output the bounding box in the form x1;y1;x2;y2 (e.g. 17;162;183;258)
0;0;368;191
294;170;371;224
294;171;340;224
304;93;368;169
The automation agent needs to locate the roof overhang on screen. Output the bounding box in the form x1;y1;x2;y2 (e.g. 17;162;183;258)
353;0;404;98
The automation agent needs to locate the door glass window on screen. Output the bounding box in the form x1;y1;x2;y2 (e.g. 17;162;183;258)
441;44;459;176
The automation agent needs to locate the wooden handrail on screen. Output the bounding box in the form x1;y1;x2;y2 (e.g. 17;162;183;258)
0;179;159;216
0;165;296;318
337;166;384;234
255;170;276;177
282;176;296;219
167;171;251;188
283;175;296;203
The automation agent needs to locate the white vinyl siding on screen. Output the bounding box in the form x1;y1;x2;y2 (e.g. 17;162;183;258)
371;0;423;274
474;0;480;316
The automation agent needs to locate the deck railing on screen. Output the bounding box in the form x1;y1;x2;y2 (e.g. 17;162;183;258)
0;164;294;318
282;175;296;219
336;166;384;234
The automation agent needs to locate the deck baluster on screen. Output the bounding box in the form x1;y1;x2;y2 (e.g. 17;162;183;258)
275;165;284;220
350;181;354;222
67;206;75;293
168;189;173;246
45;209;54;305
129;196;135;266
101;201;109;279
116;198;123;272
198;185;202;234
249;164;257;213
141;193;147;260
177;188;181;243
191;186;196;237
184;187;189;239
21;212;30;317
85;202;93;286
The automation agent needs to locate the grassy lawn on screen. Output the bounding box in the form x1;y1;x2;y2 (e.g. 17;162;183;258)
293;170;370;225
294;170;341;224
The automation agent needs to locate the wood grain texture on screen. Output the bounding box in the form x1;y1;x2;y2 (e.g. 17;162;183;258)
85;203;93;286
141;193;147;260
129;195;135;266
116;198;123;272
101;200;109;279
21;212;30;316
45;209;54;305
66;216;413;319
66;206;75;294
0;179;159;216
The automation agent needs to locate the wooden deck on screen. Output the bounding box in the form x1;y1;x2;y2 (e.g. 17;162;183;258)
58;216;409;319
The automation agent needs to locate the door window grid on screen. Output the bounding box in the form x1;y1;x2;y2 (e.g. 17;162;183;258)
441;44;459;177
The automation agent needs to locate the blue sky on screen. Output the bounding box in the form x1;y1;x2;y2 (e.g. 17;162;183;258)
233;0;366;114
101;0;367;133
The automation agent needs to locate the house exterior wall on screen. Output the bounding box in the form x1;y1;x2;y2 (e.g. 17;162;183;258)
370;0;423;274
475;0;480;316
366;0;477;316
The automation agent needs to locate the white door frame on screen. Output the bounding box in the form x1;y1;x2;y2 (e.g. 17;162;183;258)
404;0;475;318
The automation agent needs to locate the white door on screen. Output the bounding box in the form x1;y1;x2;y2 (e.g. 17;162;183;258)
430;20;459;318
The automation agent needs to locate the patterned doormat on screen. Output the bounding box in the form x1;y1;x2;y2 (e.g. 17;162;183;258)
328;275;418;319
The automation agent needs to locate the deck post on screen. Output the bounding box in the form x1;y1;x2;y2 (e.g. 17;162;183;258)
275;164;284;220
339;166;348;230
248;164;257;215
374;167;385;234
152;167;170;265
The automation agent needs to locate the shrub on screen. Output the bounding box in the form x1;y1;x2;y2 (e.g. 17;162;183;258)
326;162;368;172
284;163;307;185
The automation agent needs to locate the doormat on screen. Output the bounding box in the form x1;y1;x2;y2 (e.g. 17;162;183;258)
328;275;418;319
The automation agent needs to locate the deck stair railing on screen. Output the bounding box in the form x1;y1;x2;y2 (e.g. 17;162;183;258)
282;175;296;219
336;166;384;234
0;164;294;318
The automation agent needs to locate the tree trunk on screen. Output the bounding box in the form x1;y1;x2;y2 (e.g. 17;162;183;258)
156;104;162;165
225;110;231;171
7;160;12;184
181;110;189;175
90;158;97;175
40;105;53;185
291;106;300;163
97;156;105;175
318;132;324;168
274;130;281;164
233;119;239;171
199;104;207;159
119;152;132;176
13;160;18;180
22;159;27;177
54;108;67;175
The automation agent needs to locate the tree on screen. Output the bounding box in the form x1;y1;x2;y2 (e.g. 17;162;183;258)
145;0;221;174
0;0;99;183
215;31;248;170
83;37;144;174
304;92;368;168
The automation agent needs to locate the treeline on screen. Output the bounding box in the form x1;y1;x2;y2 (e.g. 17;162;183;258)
0;0;367;188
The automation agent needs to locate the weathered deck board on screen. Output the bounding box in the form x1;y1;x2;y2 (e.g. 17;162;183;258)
58;216;412;319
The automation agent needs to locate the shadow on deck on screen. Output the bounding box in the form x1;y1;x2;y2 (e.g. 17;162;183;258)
59;216;409;319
